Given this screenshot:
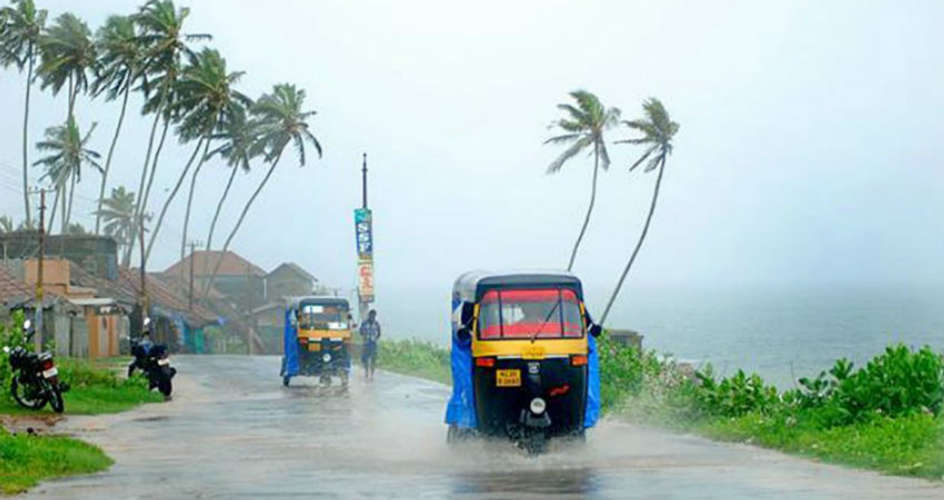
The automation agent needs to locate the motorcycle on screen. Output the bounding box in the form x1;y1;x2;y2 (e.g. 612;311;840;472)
3;319;68;413
127;319;176;399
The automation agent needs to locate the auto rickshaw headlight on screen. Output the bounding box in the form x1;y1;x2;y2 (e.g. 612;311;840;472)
322;353;332;363
530;397;546;415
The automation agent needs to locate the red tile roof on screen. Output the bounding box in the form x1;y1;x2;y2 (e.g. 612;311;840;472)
163;251;266;278
0;267;32;304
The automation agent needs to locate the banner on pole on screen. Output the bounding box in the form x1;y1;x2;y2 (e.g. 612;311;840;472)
354;208;375;303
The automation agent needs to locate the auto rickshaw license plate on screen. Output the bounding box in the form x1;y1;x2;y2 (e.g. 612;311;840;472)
496;369;521;387
521;345;546;360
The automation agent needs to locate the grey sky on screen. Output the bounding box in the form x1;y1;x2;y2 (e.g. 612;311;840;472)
1;0;942;327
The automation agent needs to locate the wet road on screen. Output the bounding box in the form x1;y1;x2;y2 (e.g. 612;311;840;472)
20;355;944;499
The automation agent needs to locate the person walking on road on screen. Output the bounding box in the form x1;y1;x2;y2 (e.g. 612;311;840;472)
360;309;381;381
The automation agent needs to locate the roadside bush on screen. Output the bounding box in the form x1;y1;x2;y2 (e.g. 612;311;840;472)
0;312;30;402
692;366;780;418
377;338;451;384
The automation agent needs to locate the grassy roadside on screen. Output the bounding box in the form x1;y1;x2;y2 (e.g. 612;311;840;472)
375;335;944;480
0;429;112;495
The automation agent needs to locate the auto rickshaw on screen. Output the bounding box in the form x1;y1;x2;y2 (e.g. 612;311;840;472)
280;296;353;387
444;270;602;453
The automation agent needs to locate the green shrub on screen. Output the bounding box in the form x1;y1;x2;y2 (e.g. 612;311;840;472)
0;312;30;402
693;366;780;418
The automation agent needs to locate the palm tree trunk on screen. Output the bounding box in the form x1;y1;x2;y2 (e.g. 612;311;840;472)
47;188;61;234
599;156;666;326
64;171;77;231
567;144;600;271
95;84;131;235
140;117;171;219
179;138;212;278
205;161;241;252
21;43;35;227
60;184;67;234
202;153;282;300
145;137;206;261
127;110;163;266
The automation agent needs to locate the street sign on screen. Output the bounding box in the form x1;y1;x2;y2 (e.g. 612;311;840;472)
354;208;373;258
357;258;374;303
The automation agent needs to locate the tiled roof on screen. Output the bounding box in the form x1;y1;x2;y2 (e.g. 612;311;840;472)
268;262;316;282
163;251;266;278
0;267;32;304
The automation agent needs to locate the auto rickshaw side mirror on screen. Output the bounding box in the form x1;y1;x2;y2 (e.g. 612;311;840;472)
588;324;602;338
456;326;471;342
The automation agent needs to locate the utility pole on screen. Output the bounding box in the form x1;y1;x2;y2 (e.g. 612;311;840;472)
187;240;202;311
362;152;368;209
33;188;45;352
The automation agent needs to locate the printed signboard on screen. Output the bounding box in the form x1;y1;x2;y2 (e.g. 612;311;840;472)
354;208;373;258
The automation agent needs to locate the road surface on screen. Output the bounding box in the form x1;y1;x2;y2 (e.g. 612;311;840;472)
19;355;944;499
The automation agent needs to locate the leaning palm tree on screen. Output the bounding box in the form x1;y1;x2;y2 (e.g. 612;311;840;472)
96;185;138;256
36;12;96;122
202;83;321;298
203;104;261;253
33;117;103;233
143;48;249;263
599;98;679;325
173;48;248;266
92;15;145;235
545;90;620;271
128;0;210;260
0;0;47;227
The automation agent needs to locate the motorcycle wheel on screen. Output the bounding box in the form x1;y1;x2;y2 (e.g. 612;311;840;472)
44;380;64;413
158;374;172;397
319;375;331;387
11;377;47;410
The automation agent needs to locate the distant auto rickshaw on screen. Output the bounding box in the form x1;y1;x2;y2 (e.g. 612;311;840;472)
281;296;353;387
445;270;602;453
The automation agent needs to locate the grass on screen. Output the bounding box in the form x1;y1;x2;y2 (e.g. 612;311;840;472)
0;428;112;494
376;338;451;385
0;357;163;416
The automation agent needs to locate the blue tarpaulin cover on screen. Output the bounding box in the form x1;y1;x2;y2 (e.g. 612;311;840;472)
444;299;602;430
282;308;299;377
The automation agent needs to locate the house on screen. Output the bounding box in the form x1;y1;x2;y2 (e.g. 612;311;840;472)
0;232;118;280
266;262;317;302
1;261;85;357
163;251;266;309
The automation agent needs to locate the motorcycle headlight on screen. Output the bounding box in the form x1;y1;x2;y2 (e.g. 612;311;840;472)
322;353;332;363
530;397;546;415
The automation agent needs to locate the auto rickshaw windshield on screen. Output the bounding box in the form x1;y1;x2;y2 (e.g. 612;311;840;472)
478;288;583;339
298;304;348;330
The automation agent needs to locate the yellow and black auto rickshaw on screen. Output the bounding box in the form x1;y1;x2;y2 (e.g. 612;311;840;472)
444;270;601;453
281;296;353;388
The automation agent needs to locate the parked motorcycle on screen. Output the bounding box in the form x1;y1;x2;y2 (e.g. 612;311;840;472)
3;320;68;413
128;320;176;399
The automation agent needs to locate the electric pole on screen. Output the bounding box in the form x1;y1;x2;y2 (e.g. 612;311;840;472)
362;152;368;209
187;240;203;311
33;188;45;352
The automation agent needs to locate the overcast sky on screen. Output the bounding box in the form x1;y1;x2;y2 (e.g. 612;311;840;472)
1;0;942;328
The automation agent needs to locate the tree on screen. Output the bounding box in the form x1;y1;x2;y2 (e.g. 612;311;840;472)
36;12;96;122
33;117;103;233
203;104;261;254
0;0;47;227
203;83;321;298
143;47;249;263
92;15;145;235
127;0;210;264
66;222;87;235
96;185;139;256
545;90;620;271
599;98;679;325
0;215;13;233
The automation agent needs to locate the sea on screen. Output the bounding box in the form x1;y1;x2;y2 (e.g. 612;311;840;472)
378;284;944;389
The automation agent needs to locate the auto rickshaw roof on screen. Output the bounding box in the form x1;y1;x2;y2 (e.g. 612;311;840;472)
452;269;584;303
287;296;351;310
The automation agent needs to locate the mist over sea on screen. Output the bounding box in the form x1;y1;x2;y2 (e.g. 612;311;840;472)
378;283;944;388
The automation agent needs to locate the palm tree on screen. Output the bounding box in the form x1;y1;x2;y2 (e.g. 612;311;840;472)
204;104;261;253
36;12;96;122
173;48;248;266
92;15;144;235
96;185;138;256
34;117;103;233
0;0;47;227
128;0;210;261
143;48;249;262
599;98;679;325
203;83;321;298
545;90;620;271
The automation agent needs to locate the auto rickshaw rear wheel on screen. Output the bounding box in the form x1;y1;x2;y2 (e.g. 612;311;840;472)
282;376;291;387
319;375;331;387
